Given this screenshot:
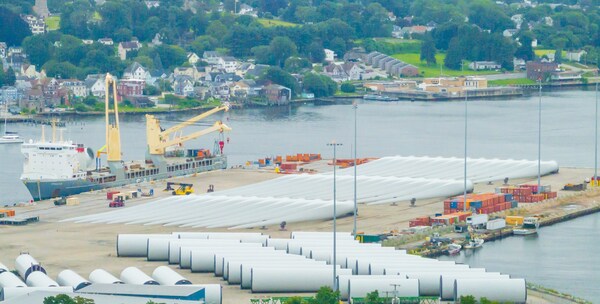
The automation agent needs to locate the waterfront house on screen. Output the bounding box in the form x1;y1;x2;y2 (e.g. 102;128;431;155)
526;61;558;81
0;86;19;103
118;40;142;60
85;74;106;97
117;79;145;100
187;52;200;65
173;75;195;96
324;49;336;62
174;66;204;82
203;51;222;65
261;84;292;105
565;50;587;62
58;79;88;98
123;62;149;80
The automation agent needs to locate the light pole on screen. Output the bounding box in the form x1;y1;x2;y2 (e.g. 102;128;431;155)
463;89;468;212
595;80;598;185
327;141;342;291
353;102;358;236
537;77;542;191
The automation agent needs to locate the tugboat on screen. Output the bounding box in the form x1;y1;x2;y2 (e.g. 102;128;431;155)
20;74;231;201
513;217;539;235
463;238;484;249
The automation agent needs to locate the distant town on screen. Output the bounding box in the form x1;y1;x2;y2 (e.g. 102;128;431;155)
0;0;599;114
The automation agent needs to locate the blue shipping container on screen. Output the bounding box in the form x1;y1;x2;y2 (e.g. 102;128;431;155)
470;201;483;208
450;201;458;209
504;193;514;201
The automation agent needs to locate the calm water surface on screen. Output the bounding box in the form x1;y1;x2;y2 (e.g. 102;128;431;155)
0;89;599;299
439;211;600;302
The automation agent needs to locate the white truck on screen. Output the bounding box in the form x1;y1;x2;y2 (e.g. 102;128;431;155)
466;214;489;228
486;218;507;230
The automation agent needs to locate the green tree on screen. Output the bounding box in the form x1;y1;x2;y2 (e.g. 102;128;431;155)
252;45;273;65
0;7;31;46
307;286;340;304
420;34;437;65
260;67;299;95
307;42;325;63
515;32;535;61
22;35;54;67
155;45;187;70
284;296;307;304
42;60;79;79
340;82;356;93
206;20;228;42
365;290;382;304
4;68;16;86
302;73;336;97
83;95;98;106
43;294;95;304
284;57;312;73
555;49;563;63
444;37;463;70
269;36;298;68
459;295;476;304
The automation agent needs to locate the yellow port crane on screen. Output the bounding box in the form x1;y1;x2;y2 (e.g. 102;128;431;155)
146;104;231;155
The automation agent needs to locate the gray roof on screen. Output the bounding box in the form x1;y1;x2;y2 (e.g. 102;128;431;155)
77;283;205;300
124;62;146;75
2;290;199;304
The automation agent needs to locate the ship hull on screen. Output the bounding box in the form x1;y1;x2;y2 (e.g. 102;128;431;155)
23;156;227;201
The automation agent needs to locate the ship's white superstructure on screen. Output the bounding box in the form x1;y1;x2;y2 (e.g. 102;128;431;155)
21;124;92;182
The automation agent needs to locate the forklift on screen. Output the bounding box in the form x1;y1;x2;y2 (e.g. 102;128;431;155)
165;182;194;195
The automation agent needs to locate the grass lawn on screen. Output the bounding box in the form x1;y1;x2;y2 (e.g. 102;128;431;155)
46;16;60;31
534;49;566;57
372;38;421;45
257;18;299;27
488;78;536;86
392;53;499;77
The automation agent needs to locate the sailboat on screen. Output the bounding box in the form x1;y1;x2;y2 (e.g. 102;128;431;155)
0;103;23;144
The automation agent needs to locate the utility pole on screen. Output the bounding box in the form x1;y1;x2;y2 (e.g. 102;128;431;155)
537;76;542;191
327;141;342;292
353;102;358;236
464;89;468;211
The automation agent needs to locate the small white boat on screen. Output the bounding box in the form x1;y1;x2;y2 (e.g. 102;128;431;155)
447;243;462;255
0;132;24;144
464;238;484;249
513;228;537;236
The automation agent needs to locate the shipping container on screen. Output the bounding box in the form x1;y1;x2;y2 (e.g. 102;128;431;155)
505;216;524;226
486;219;506;230
466;214;489;227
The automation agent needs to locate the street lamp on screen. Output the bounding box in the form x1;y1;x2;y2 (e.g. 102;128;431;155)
595;80;598;185
327;141;342;291
537;77;542;191
463;89;468;212
352;102;358;236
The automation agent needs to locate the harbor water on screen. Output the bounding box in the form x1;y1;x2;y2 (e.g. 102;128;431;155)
439;210;600;302
1;89;599;300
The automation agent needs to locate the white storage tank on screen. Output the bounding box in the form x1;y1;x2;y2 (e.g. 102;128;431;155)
240;262;330;289
88;269;123;284
169;240;254;264
348;277;419;299
25;271;59;287
454;278;526;303
189;247;276;273
250;267;352;292
56;269;92;290
0;287;73;301
0;271;26;288
15;254;45;280
120;267;159;285
194;284;222;304
116;234;176;257
440;272;510;300
179;243;262;269
151;266;191;285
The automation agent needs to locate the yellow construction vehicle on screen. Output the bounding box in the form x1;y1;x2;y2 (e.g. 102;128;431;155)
146;104;231;156
165;182;194;195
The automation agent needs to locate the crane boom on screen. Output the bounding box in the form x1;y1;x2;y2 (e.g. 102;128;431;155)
161;105;229;136
105;73;121;162
152;121;231;151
